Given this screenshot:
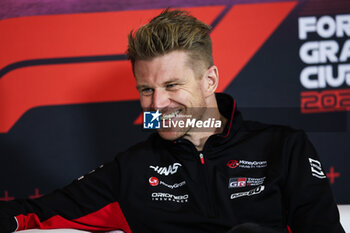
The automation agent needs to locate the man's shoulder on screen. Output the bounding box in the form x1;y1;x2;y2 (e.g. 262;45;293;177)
240;119;305;138
236;120;309;154
114;133;161;159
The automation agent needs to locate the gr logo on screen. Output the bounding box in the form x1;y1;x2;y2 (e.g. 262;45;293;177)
143;110;161;129
229;178;247;188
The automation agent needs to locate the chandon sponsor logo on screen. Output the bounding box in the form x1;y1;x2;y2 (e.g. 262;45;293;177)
230;185;265;199
150;163;182;176
151;192;189;202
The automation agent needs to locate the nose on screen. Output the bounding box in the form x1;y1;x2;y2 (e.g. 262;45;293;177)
151;88;170;110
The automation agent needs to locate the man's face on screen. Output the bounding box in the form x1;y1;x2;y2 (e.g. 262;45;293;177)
134;50;208;140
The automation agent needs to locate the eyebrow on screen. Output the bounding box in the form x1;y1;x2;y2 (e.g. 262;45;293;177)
164;78;181;85
136;78;182;90
136;84;149;90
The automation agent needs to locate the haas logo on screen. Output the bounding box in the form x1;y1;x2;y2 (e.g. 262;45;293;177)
150;163;182;176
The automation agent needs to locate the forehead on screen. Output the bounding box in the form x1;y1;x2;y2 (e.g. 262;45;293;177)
133;50;194;84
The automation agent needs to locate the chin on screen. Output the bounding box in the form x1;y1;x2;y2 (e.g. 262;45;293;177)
157;129;186;141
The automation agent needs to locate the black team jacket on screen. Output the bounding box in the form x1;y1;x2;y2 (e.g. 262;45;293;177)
0;93;345;233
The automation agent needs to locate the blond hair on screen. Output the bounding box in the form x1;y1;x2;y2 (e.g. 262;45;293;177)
127;9;213;76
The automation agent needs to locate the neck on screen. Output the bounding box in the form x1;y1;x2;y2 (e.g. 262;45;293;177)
183;105;227;151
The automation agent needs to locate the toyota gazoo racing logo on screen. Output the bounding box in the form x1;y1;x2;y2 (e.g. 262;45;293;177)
152;192;189;203
228;177;266;188
149;162;182;176
149;177;159;186
230;185;265;199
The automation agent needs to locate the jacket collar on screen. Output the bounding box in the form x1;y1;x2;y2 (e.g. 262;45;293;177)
216;92;239;139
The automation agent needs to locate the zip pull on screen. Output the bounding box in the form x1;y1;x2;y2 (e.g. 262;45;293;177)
199;153;205;165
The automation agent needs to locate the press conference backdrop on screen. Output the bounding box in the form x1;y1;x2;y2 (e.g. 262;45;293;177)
0;0;349;204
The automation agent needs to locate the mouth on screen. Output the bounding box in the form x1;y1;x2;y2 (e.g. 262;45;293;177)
161;109;182;120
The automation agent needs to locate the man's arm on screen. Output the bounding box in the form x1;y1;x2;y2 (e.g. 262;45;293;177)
0;159;131;232
283;131;344;233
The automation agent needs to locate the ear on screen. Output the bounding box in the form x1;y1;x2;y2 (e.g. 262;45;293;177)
202;65;219;97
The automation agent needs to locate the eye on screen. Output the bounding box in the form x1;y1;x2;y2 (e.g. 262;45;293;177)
166;83;177;89
141;88;154;96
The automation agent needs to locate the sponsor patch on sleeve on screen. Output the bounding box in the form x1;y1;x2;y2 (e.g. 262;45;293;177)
309;158;326;179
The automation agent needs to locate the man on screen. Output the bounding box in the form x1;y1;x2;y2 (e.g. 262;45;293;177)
0;9;345;233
